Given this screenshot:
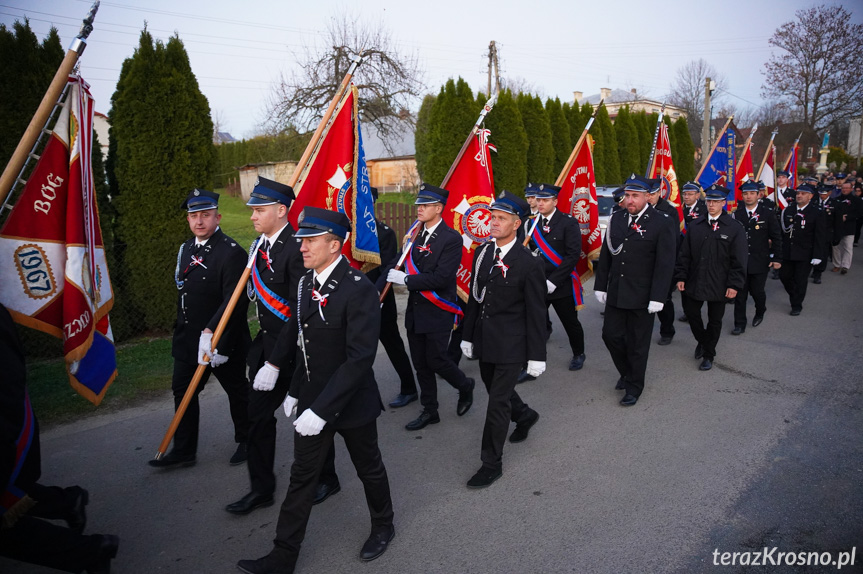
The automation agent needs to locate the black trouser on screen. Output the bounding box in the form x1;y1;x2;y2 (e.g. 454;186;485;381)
547;292;585;356
478;362;530;472
683;297;727;360
270;420;394;571
812;252;829;277
779;260;811;311
407;330;471;414
0;515;105;573
734;272;768;328
246;360;292;496
379;291;416;395
601;305;655;397
855;218;863;244
170;356;249;456
657;280;677;338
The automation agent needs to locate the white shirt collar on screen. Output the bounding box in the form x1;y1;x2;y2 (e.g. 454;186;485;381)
540;208;557;221
195;226;219;247
630;203;649;221
493;236;518;260
313;255;343;287
421;219;443;243
265;222;290;245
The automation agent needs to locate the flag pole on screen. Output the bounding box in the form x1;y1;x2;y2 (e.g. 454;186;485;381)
755;129;778;180
553;99;602;188
736;122;758;176
645;103;666;177
154;54;365;460
379;92;498;302
695;115;734;181
781;131;803;184
0;1;100;208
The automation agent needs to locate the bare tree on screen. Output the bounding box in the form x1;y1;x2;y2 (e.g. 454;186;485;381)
761;5;863;133
265;12;424;155
501;76;543;98
666;59;727;143
211;108;228;142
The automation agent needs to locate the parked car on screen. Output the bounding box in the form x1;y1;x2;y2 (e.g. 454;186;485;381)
596;185;620;242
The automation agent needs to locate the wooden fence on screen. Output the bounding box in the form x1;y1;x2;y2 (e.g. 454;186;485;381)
375;202;415;240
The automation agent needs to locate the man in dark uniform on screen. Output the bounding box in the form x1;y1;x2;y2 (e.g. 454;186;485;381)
526;183;586;372
460;191;546;489
681;181;706;228
646;178;682;345
522;183;540;237
149;189;251;469
832;181;863;273
757;180;775;210
676;184;747;371
776;170;796;207
811;179;835;284
594;175;677;406
384;183;475;431
237;208;395;574
226;177;306;516
610;185;626;214
732;181;782;334
779;183;827;315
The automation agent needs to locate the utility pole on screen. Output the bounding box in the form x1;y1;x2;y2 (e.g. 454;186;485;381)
701;77;715;159
487;41;500;95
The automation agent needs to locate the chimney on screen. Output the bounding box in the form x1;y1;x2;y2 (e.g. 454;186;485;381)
631;88;637;96
573;91;583;103
600;87;611;101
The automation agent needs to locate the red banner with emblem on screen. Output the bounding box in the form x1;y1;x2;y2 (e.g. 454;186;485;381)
443;129;496;302
556;136;601;286
735;139;755;208
648;122;685;227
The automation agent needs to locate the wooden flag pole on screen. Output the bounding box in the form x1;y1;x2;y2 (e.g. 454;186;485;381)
645;104;666;178
0;1;100;208
695;115;734;182
755;129;778;180
780;131;803;182
154;54;365;459
379;92;498;302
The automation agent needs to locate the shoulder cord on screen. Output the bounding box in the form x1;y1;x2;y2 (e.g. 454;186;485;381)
471;242;494;304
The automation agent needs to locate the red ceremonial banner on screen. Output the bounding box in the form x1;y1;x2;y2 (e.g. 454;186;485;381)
556;136;601;287
442;129;496;302
648;123;685;227
735;140;755;208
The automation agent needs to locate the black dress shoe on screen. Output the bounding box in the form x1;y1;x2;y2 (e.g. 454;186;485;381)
699;358;713;371
85;534;119;574
467;467;502;489
658;335;673;345
568;353;586;371
619;394;638;406
813;276;822;284
230;442;248;466
509;410;539;443
65;486;88;534
225;491;274;515
678;314;688;322
405;410;440;431
388;393;418;408
360;525;395;561
790;308;801;316
752;315;764;327
694;344;704;359
148;451;196;469
457;378;475;416
312;482;341;506
731;326;744;335
516;370;536;383
237;554;294;574
615;377;626;390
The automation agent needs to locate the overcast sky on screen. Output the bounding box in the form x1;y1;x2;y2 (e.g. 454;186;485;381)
2;0;859;140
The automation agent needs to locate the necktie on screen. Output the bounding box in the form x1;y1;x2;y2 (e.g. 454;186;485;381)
312;278;321;307
418;230;429;246
491;247;502;274
542;217;549;229
314;277;321;291
630;215;637;227
257;239;270;271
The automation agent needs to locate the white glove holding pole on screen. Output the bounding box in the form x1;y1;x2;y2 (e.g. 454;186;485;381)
209;350;229;367
810;259;821;266
546;280;557;294
253;362;279;391
647;301;664;314
283;395;298;418
387;269;407;285
197;332;213;365
294;409;326;436
460;341;474;359
595;291;607;304
526;360;546;377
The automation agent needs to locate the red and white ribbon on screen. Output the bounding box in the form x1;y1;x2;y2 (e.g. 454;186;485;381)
494;259;509;278
311;289;328;321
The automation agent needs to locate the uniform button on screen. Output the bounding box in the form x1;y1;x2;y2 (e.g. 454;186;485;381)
303;323;308;328
305;339;309;344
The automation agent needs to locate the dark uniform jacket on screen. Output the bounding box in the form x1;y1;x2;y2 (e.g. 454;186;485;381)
594;205;677;309
463;241;547;365
528;209;581;301
777;186;796;206
379;220;462;334
733;204;783;274
675;212;748;302
780;202;828;262
833;193;863;238
683;199;707;229
759;196;776;210
365;219;397;285
248;224;306;368
270;258;383;430
172;228;250;361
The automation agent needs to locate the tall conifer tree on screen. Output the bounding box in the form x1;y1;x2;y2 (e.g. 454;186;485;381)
545;97;571;177
484;89;528;194
517;93;554;184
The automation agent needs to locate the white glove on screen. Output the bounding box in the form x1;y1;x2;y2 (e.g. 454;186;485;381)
209;351;229;368
810;259;821;266
283;395;298;418
197;332;213;365
595;291;607;304
253;362;279;391
647;301;664;314
546;280;557;294
460;341;474;359
294;409;326;436
526;360;546;377
387;269;407;285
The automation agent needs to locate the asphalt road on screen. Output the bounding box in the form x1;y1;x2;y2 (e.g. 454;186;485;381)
4;265;862;574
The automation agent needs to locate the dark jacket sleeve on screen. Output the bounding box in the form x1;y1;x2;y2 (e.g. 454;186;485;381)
768;210;783;264
462;246;483;344
404;232;461;292
206;244;250;350
525;254;548;362
813;209;828;261
727;225;748;291
674;225;692;284
547;216;581;289
593;215;615;292
649;216;675;300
